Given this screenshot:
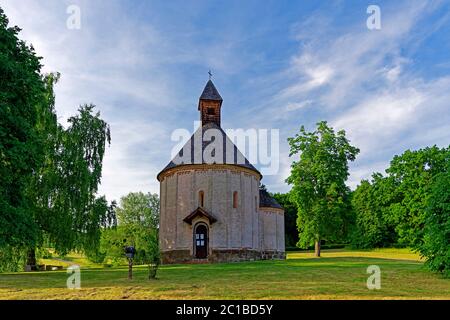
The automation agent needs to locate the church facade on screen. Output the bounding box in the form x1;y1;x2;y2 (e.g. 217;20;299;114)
157;80;285;264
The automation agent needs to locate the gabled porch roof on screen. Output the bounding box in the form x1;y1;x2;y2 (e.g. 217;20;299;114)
183;207;217;225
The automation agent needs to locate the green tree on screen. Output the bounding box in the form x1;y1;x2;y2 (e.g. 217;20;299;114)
0;9;114;270
351;174;397;248
386;146;449;246
134;228;160;279
100;192;160;278
350;145;449;274
287;121;359;257
272;192;298;248
419;165;450;277
0;7;48;269
29;104;114;258
99;225;129;265
116;192;159;230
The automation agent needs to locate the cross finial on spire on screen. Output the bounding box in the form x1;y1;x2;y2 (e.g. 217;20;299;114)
208;70;212;80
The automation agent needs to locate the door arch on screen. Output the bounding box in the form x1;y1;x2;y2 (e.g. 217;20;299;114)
194;223;208;259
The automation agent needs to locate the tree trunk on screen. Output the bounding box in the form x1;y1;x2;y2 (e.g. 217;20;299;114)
26;248;37;267
314;240;321;257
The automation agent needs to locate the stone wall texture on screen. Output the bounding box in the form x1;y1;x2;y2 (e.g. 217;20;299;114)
159;165;285;264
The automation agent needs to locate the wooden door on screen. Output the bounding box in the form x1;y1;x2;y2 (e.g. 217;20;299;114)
195;224;208;259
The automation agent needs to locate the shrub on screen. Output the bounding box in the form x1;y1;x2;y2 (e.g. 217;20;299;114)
0;246;27;272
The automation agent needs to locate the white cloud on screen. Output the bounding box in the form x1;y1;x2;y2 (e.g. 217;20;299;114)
2;0;449;199
385;65;402;82
270;0;450;190
285;100;313;112
280;55;334;99
0;0;183;201
332;88;425;158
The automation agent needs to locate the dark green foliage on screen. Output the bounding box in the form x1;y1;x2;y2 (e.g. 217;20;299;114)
0;246;28;272
28;102;114;256
350;145;449;276
0;7;45;250
386;146;449;247
351;146;449;252
418;165;450;277
272;192;298;248
83;199;117;261
1;8;114;271
350;174;397;248
287;121;359;255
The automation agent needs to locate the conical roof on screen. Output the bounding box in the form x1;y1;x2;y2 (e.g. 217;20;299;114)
199;80;223;101
157;122;260;181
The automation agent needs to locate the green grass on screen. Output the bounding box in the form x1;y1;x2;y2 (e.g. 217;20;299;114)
40;251;106;269
0;248;448;300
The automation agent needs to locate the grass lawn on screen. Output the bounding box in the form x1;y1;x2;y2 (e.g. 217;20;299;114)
0;248;448;300
39;251;105;269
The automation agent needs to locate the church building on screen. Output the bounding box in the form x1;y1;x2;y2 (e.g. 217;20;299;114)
157;79;285;263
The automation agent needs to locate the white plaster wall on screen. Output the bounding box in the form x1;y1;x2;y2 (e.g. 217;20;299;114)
229;170;241;248
176;172;193;249
210;170;228;248
161;174;177;250
159;167;261;253
242;174;253;248
259;208;285;252
252;178;260;251
262;210;276;250
276;211;285;252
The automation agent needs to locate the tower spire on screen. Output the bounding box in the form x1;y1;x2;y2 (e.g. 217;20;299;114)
198;79;223;126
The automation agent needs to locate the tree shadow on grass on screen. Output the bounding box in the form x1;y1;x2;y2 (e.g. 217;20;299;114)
0;256;425;291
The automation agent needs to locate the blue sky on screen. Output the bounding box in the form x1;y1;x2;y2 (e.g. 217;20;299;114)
1;0;450;202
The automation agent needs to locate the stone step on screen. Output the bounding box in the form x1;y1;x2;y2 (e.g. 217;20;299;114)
189;259;210;264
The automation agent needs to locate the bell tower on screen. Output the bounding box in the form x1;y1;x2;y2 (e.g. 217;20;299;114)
198;79;223;126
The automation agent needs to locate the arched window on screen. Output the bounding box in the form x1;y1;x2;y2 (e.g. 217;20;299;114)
233;191;238;209
199;191;204;207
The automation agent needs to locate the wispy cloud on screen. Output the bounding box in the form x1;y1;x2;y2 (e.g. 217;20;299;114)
285;100;313;112
2;0;449;198
243;0;450;191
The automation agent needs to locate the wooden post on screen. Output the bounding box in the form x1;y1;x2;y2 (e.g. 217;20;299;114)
128;259;133;280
